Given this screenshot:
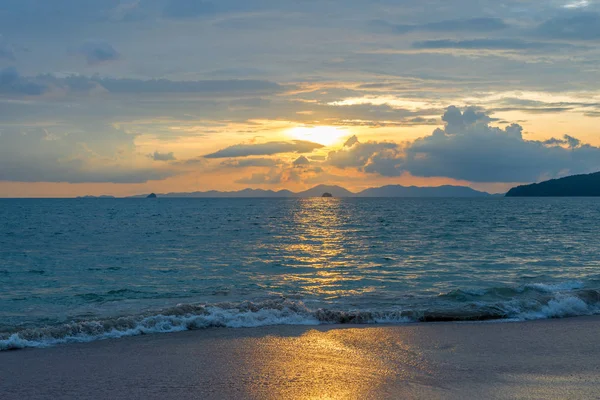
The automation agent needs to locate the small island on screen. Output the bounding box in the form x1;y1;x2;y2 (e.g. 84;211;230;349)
506;171;600;197
146;193;158;198
322;192;333;198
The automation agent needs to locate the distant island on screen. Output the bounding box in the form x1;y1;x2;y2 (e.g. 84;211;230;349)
128;184;495;199
506;172;600;197
146;193;158;198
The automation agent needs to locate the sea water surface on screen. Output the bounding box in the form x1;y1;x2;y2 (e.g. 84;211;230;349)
1;197;600;349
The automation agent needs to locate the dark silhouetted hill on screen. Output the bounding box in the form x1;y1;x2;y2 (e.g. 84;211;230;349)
506;172;600;197
358;185;489;198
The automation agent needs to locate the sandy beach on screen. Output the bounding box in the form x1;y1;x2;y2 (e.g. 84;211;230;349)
1;316;599;399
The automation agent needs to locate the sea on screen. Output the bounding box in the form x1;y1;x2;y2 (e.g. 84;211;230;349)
1;197;599;350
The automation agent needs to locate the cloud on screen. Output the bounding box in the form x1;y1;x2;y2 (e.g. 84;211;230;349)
411;39;585;51
327;140;399;170
90;77;283;95
173;156;207;167
563;0;590;8
370;17;508;35
488;97;600;115
401;108;600;182
543;135;581;148
293;155;310;166
344;135;359;147
109;1;143;22
536;12;600;40
234;163;310;185
149;151;176;161
308;102;440;127
0;67;47;95
441;105;491;133
0;44;15;60
204;140;324;158
0;72;284;99
76;42;121;65
229;97;272;109
326;106;600;183
163;0;280;22
0;125;175;183
235;170;283;185
0;165;172;184
220;158;280;168
0;0;118;34
206;67;268;78
163;0;217;18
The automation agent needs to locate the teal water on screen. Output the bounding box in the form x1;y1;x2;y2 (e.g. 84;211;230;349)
1;198;599;349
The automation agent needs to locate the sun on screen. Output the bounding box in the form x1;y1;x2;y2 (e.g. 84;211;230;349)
288;126;347;146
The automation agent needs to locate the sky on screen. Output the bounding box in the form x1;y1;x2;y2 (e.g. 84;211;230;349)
1;0;600;197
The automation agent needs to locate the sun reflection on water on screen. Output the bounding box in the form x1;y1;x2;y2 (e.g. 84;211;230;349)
277;198;374;299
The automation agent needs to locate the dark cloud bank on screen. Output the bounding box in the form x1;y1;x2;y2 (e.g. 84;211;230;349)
327;106;600;183
204;141;324;158
0;68;284;97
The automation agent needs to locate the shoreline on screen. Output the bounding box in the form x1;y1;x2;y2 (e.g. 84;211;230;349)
2;316;599;399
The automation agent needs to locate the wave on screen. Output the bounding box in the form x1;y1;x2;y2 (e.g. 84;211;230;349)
2;284;599;351
524;281;585;292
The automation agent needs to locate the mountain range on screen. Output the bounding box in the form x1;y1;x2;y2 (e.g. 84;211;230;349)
127;184;494;198
81;171;600;198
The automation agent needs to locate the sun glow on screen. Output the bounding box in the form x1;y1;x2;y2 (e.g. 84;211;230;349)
288;126;347;146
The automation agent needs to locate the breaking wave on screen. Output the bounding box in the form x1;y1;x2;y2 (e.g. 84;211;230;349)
2;283;600;351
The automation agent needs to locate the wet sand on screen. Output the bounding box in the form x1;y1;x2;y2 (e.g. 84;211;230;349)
1;317;599;399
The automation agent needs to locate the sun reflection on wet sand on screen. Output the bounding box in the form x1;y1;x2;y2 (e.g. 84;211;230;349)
245;327;437;400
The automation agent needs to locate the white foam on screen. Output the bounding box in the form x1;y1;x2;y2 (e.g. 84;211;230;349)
520;296;596;320
2;289;599;351
373;315;413;324
524;281;584;292
0;304;323;351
